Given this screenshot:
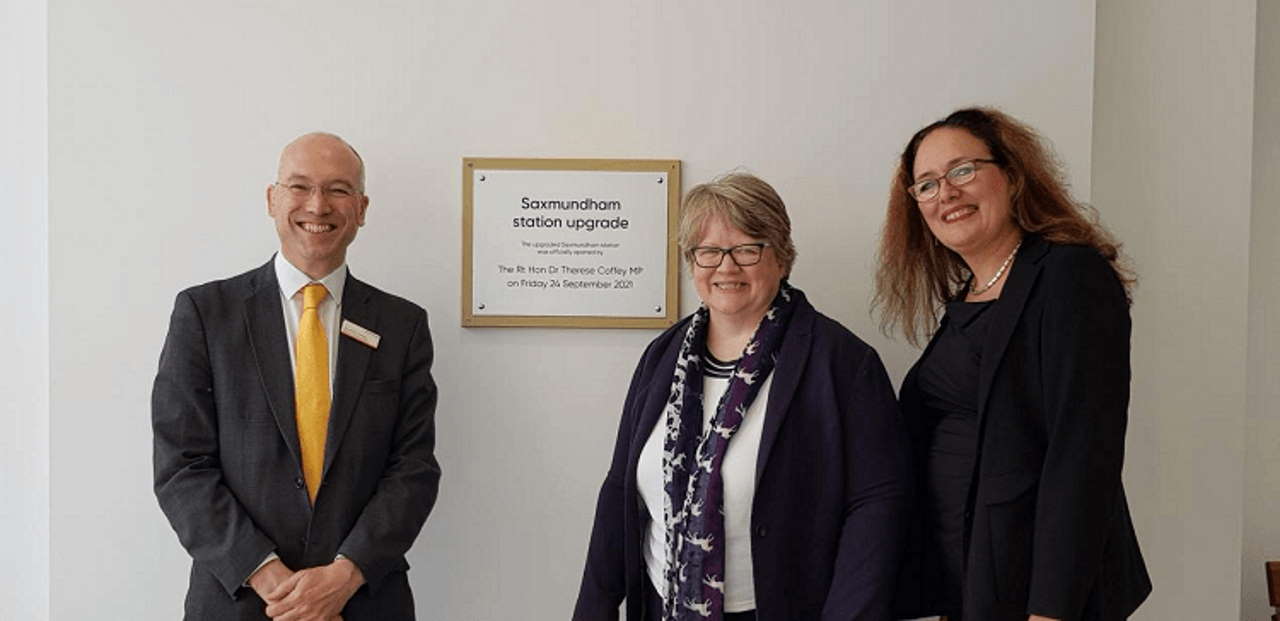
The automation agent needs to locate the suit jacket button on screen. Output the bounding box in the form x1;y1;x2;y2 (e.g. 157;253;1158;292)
755;525;768;538
294;477;305;489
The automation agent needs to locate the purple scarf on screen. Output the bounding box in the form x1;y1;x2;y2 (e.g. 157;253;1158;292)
660;283;799;619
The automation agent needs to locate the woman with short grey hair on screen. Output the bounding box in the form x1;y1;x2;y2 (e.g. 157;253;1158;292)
575;172;911;621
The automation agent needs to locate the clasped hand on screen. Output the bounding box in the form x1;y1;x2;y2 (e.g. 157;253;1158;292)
250;558;365;621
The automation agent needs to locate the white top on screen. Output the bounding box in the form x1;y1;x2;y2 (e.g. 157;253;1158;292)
273;252;347;387
636;370;772;613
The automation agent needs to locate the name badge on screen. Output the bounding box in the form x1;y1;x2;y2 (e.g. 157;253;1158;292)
341;319;381;349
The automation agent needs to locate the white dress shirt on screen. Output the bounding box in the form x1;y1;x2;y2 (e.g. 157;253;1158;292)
273;252;346;388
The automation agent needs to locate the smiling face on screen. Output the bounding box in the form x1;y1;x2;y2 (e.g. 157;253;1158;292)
267;134;369;279
692;213;785;326
912;126;1019;257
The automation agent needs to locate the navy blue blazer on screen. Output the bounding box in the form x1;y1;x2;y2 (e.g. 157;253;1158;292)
152;260;440;620
574;292;911;620
893;236;1151;621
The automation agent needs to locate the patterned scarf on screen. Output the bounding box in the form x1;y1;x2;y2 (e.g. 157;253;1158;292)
660;283;799;619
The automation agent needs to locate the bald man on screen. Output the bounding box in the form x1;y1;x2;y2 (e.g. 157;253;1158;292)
153;133;440;620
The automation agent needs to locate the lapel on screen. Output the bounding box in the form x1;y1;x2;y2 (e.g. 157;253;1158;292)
627;330;684;484
966;235;1050;496
243;260;303;468
322;271;377;480
975;235;1049;421
756;298;815;484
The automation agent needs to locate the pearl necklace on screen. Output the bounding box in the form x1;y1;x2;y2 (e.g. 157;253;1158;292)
969;240;1022;296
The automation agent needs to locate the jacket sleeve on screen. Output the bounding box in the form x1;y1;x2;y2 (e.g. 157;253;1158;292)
337;307;441;592
152;290;277;598
1027;250;1132;618
822;347;913;620
573;344;655;621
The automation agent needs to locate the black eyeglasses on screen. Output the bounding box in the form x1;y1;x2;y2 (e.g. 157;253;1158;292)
689;243;770;268
907;158;998;202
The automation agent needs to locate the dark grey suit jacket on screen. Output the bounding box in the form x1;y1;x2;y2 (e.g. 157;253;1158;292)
153;259;440;620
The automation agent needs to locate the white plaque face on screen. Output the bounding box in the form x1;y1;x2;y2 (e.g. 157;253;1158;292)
464;162;679;327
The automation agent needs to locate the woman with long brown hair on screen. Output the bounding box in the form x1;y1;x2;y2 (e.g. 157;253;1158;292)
875;108;1151;621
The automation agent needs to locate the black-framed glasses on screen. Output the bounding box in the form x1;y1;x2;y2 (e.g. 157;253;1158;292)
274;181;362;202
689;243;770;268
907;158;998;202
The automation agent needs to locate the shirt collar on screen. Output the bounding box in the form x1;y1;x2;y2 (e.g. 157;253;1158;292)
273;252;348;305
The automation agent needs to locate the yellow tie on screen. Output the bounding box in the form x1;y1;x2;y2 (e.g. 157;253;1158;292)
296;283;330;504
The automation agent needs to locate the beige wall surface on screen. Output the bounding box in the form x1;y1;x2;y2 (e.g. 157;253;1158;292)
46;1;1096;619
0;0;50;619
1093;1;1259;619
1243;0;1280;617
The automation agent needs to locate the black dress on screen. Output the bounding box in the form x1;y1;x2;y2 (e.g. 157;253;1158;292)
916;300;996;617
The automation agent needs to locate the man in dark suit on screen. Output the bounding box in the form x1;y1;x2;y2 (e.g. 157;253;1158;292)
153;133;440;620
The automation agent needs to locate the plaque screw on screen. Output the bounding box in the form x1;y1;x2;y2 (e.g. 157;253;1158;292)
478;303;486;310
657;177;664;184
655;306;662;313
479;174;486;182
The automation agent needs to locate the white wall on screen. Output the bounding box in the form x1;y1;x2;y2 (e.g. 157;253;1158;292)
1243;0;1280;617
1092;1;1258;619
1;0;50;619
46;1;1095;619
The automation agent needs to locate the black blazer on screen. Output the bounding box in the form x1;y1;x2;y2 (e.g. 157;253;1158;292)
152;259;441;620
574;292;911;620
894;236;1151;621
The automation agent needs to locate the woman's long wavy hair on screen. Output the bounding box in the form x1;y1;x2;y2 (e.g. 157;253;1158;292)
873;107;1135;346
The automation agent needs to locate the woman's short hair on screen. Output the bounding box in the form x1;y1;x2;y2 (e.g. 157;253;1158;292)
678;172;797;275
873;107;1134;345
